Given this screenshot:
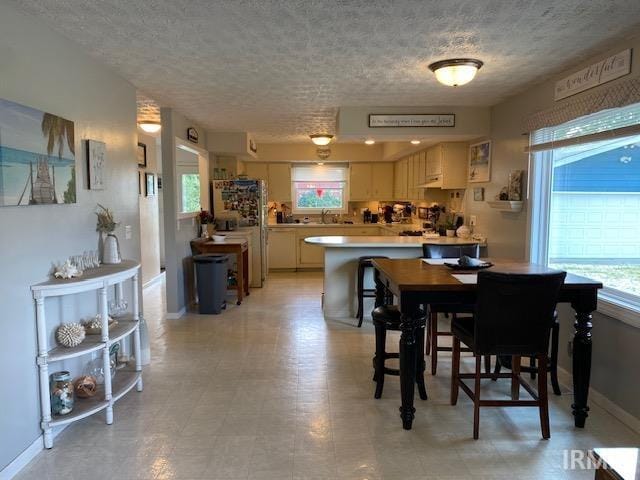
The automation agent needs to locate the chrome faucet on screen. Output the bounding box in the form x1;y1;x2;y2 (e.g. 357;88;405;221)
321;209;330;224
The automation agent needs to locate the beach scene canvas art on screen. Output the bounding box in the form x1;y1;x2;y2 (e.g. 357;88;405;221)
0;98;76;206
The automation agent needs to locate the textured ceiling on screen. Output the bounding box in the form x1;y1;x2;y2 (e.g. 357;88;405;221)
13;0;640;142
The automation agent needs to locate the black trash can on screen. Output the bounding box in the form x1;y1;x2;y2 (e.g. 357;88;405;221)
193;254;229;314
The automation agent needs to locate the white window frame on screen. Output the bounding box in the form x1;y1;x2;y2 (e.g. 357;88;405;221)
175;139;209;219
528;135;640;329
290;164;349;214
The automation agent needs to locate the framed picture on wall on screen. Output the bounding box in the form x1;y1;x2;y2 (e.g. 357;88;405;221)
86;139;106;190
137;142;147;168
468;140;491;183
145;172;155;197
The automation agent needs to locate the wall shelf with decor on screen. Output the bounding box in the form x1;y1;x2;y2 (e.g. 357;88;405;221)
31;260;143;449
487;200;524;212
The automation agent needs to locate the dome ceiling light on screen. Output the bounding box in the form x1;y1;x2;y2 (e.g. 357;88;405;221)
428;58;484;87
138;121;162;133
410;139;421;145
310;134;333;146
364;139;375;145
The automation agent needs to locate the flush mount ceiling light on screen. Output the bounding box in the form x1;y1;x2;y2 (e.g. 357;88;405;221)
410;139;421;145
138;121;161;133
310;134;333;146
428;58;484;87
364;139;375;145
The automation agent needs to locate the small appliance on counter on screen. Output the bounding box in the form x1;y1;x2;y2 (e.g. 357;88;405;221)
363;208;372;223
215;215;238;231
370;213;379;224
383;205;393;223
276;211;284;224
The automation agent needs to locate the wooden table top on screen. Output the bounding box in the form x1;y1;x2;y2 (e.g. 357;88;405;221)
372;258;603;292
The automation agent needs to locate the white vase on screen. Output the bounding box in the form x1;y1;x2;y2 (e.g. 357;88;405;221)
446;229;456;237
201;224;209;238
103;234;121;264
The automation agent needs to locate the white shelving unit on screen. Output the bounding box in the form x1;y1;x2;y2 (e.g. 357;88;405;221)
486;200;524;212
31;260;143;448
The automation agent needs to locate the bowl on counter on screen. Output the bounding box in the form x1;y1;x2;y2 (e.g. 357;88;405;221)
211;234;226;242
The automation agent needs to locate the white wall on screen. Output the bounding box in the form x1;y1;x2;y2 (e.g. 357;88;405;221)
0;2;140;472
138;131;161;285
476;35;640;420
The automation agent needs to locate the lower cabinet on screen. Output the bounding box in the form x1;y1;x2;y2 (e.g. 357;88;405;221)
268;229;297;269
297;227;344;268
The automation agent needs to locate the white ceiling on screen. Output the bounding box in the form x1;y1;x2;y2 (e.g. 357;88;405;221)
13;0;640;142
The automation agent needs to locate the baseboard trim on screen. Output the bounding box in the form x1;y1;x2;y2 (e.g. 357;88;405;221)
0;425;68;480
143;271;165;289
165;307;186;319
556;366;640;435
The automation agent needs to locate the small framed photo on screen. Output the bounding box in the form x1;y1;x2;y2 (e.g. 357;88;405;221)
468;140;491;183
86;139;106;190
145;172;155;197
473;187;485;201
137;142;147;168
138;171;141;195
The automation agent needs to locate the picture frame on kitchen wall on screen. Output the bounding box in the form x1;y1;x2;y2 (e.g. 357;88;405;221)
468;140;491;183
86;139;106;190
145;172;155;197
137;142;147;167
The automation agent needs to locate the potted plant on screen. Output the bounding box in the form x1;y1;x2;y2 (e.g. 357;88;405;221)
198;209;213;237
96;204;121;264
444;220;457;237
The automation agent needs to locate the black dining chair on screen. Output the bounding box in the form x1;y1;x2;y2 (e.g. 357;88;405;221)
450;270;566;439
422;243;480;375
355;255;389;327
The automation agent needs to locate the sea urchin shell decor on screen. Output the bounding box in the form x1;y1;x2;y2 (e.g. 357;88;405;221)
54;260;83;279
56;323;86;348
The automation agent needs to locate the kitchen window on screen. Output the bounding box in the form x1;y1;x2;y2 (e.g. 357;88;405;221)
291;164;349;214
529;102;640;321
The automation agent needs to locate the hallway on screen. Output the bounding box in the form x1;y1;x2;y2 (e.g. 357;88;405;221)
17;272;640;479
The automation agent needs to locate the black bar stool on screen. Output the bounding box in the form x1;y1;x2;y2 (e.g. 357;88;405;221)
372;305;428;400
356;255;388;327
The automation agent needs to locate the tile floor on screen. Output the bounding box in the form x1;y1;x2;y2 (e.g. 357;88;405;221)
17;271;640;479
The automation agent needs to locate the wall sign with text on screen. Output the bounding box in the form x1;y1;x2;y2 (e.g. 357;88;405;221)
554;49;632;101
368;114;455;128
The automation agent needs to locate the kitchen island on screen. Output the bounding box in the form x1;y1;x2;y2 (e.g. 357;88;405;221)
305;235;486;320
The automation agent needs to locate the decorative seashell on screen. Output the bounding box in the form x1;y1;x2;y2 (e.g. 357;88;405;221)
54;260;83;279
56;323;86;348
83;314;117;334
73;375;98;398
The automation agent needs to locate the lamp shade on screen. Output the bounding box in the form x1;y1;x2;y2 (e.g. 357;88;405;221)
138;121;161;133
428;59;483;87
310;134;333;146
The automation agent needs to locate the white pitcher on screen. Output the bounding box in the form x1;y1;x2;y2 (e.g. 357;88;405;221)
103;234;121;264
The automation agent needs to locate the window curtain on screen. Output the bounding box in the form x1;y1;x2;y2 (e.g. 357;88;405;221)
524;76;640;133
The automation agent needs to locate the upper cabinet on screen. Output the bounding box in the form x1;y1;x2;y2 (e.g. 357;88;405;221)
422;143;468;190
394;158;408;199
268;163;291;202
349;163;372;200
350;162;394;201
371;162;394;199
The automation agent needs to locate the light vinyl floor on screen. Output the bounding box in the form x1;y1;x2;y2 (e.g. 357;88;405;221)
17;272;640;480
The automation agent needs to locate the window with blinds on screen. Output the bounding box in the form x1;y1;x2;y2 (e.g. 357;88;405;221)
290;164;349;213
529;102;640;312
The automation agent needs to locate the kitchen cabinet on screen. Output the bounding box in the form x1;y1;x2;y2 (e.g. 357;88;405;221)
423;143;468;189
349;163;372;200
268;228;297;269
244;162;268;180
394;158;408;199
371;162;394;199
297;227;344;268
268;163;291;202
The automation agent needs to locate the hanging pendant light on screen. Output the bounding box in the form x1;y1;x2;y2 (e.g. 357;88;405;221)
310;134;333;146
428;59;483;87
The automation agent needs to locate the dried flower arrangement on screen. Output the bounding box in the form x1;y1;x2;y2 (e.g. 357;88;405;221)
198;209;213;224
96;204;118;234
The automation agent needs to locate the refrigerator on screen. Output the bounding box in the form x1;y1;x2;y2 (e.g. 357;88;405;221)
212;179;268;287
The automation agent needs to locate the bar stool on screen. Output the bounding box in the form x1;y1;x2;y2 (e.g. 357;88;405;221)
356;255;388;327
372;305;428;400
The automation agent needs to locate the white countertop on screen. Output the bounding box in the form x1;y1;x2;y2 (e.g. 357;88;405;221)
268;223;405;228
305;236;483;248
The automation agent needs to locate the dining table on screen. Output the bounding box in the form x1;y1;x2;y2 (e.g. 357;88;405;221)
371;257;603;430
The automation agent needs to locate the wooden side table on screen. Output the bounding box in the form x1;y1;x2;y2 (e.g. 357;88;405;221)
191;238;250;305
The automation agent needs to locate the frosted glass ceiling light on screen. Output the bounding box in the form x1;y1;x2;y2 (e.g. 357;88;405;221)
410;140;421;145
364;139;375;145
428;58;483;87
138;121;161;133
310;134;333;146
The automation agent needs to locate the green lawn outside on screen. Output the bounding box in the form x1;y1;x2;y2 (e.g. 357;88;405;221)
549;263;640;296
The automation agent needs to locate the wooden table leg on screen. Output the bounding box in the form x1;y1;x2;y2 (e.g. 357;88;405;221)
236;249;244;305
571;297;596;427
399;299;420;430
243;249;250;296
